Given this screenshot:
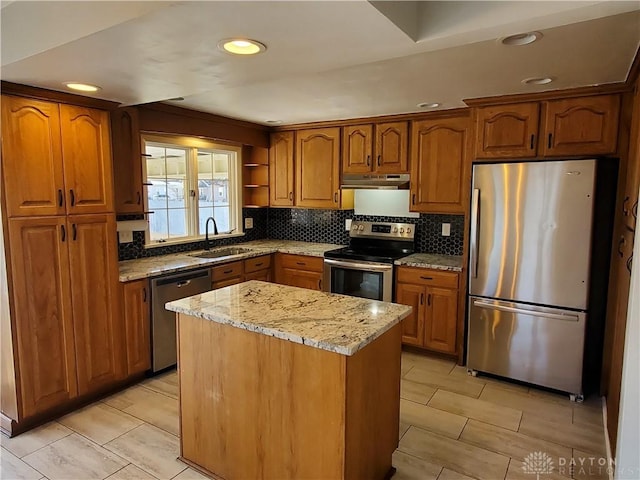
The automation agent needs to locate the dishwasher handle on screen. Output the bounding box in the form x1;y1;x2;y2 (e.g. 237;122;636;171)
177;280;191;288
154;269;210;287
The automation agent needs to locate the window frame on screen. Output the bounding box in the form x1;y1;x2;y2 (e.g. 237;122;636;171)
141;133;244;248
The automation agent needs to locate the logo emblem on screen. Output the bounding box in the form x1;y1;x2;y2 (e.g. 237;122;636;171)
522;451;555;479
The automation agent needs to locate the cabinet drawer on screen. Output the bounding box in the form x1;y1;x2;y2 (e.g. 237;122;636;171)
211;261;244;281
212;277;242;290
279;254;324;272
245;255;271;273
396;266;459;288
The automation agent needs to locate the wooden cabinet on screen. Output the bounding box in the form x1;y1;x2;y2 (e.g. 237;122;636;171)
410;116;471;214
620;89;640;232
68;214;124;394
212;261;244;289
274;253;324;291
395;267;459;354
475;95;620;159
7;216;78;418
1;97;114;217
1;96;66;217
475;102;539;159
111;107;144;214
121;279;151;376
342;122;408;174
244;255;272;282
243;146;269;208
269;131;295;206
295;128;341;209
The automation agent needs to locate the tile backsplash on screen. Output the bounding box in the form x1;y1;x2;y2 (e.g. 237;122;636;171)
118;207;464;261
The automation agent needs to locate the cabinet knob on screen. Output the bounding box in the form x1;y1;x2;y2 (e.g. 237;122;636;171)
530;134;535;150
427;293;432;306
289;192;293;201
366;155;371;166
58;189;64;207
547;133;553;149
377;155;381;167
420;292;424;305
69;189;75;207
61;224;66;242
334;192;338;203
72;224;77;241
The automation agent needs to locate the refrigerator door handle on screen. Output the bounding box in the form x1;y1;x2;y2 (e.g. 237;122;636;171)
472;300;580;322
470;188;480;278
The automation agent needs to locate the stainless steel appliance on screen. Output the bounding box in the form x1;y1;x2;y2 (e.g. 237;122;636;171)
150;268;212;372
467;159;598;398
324;221;415;302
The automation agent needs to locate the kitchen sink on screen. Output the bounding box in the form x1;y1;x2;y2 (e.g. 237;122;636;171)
189;247;254;259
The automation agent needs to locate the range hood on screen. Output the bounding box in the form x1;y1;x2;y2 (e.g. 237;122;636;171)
341;173;410;189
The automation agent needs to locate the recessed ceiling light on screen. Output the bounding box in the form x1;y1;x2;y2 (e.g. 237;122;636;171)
417;102;440;108
218;38;266;55
522;77;554;86
64;82;101;92
266;120;282;124
501;32;542;46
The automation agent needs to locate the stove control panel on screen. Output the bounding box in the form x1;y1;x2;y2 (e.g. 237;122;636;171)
350;221;415;241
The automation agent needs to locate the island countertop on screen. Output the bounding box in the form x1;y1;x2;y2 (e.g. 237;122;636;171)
165;280;412;356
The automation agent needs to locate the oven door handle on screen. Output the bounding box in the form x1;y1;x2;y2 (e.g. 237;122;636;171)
323;258;393;272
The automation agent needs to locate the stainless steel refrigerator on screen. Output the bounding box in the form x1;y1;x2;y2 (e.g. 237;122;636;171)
467;159;599;397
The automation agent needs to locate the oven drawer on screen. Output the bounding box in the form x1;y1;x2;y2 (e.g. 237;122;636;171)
396;266;459;289
279;254;324;272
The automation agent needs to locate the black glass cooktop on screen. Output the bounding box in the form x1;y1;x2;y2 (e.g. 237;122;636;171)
324;246;412;264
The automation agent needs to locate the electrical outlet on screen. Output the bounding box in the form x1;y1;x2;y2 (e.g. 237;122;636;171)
118;231;133;244
441;223;451;236
345;219;352;230
244;217;254;229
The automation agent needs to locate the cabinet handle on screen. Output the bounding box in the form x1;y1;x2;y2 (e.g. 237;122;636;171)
61;224;66;242
137;191;141;205
420;276;433;280
318;278;322;290
366;155;371;166
72;224;77;241
632;200;638;219
143;287;147;302
296;262;306;266
412;193;416;205
58;189;64;207
420;293;424;305
70;189;75;207
627;254;633;274
547;133;552;149
617;236;625;257
427;293;432;306
530;134;535;150
377;155;381;167
622;196;630;216
254;262;263;267
334;192;338;203
223;269;233;274
289;192;293;201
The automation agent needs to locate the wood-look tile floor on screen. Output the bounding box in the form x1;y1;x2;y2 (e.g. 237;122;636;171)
1;351;610;480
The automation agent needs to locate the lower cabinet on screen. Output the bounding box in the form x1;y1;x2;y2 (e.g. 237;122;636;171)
121;279;151;376
395;266;459;354
274;253;324;291
211;255;273;289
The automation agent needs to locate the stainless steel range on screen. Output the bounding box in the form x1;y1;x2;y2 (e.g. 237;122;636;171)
323;221;415;302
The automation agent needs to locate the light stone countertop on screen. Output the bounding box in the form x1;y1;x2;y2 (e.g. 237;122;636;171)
394;253;464;272
165;280;412;356
118;239;343;282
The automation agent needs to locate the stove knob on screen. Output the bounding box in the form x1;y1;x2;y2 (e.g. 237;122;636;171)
393;227;398;233
407;227;412;234
400;228;405;233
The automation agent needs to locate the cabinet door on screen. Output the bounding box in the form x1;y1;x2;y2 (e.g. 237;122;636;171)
111;108;144;214
542;95;620;156
122;279;151;376
475;103;539;159
60;105;114;214
410;116;470;213
425;287;458;353
212;277;243;290
245;269;271;282
622;89;640;231
296;128;340;208
375;122;408;173
269;131;295;206
68;214;125;394
7;217;77;417
1;96;66;217
281;268;323;291
395;283;425;347
342;125;373;173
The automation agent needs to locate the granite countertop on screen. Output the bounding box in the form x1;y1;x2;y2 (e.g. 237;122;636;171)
394;253;464;272
165;280;412;356
118;239;342;282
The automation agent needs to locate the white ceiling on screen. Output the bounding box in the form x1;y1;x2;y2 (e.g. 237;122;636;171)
2;1;639;126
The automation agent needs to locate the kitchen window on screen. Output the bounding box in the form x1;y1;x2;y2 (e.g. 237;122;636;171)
142;134;242;246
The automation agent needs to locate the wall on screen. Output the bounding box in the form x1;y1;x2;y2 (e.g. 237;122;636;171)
615;186;640;479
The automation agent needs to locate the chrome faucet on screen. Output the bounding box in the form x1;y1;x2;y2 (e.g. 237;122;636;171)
204;217;218;250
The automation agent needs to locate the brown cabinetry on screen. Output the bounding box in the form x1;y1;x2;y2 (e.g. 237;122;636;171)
410;116;471;214
243;146;269;208
395;267;459;354
342;122;408;174
111;107;144;214
475;95;620;159
269;131;295;206
121;279;151;376
274;253;324;291
210;255;273;289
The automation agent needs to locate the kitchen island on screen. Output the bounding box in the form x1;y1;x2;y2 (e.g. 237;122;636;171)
165;280;412;480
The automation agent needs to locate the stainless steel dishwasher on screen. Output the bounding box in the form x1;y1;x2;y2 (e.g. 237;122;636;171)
151;268;212;372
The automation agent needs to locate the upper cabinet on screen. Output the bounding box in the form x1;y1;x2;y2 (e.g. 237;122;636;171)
1;96;114;217
410;115;471;214
296;127;343;208
243;145;269;208
474;95;620;160
342;122;408;174
111;107;144;214
269;131;295;207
